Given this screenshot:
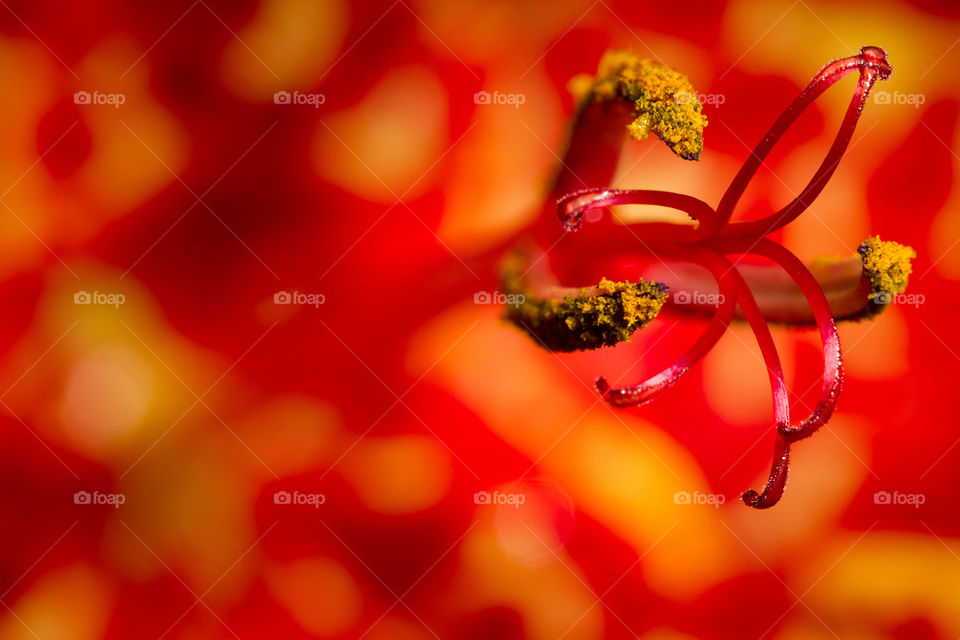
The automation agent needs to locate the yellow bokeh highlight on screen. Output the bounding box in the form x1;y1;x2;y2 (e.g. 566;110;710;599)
221;0;348;100
313;66;448;202
0;564;114;640
724;415;872;559
236;394;342;477
928;120;960;280
929;200;960;280
266;557;363;635
453;517;604;640
73;38;189;217
0;36;60;274
0;262;221;463
703;323;796;426
721;0;958;160
409;304;743;599
105;429;259;601
840;304;910;380
779;146;870;262
0;262;275;599
0;37;187;279
410;0;597;65
60;342;155;454
801;532;960;637
493;481;573;566
341;434;453;514
439;69;563;252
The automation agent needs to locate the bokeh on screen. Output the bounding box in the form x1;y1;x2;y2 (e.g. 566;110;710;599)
0;0;958;638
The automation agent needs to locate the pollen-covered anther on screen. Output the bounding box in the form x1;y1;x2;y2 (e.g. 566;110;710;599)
582;50;708;161
858;236;916;303
506;277;668;352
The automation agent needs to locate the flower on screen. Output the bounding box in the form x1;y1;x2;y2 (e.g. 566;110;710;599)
503;46;913;509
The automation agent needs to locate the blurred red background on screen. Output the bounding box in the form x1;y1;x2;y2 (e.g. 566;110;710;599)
0;0;958;638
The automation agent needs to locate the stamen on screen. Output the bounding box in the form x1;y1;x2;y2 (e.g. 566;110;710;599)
547;52;711;202
507;278;668;352
499;46;907;508
729;263;791;427
548;100;636;202
557;187;719;239
501;247;668;352
639;237;914;324
581;50;709;160
742;436;791;509
858;235;916;306
715;46;892;236
744;239;843;443
727;257;795;509
597;249;738;407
